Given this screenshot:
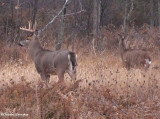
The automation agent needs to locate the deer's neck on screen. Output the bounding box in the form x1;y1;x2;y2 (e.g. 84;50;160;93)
119;39;126;59
29;38;43;60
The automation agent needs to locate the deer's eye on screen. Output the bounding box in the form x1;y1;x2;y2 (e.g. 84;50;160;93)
26;37;31;40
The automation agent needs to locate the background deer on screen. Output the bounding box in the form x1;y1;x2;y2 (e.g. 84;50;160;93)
118;34;151;70
19;21;77;84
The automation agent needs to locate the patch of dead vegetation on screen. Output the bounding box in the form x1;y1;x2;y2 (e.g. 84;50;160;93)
0;26;160;118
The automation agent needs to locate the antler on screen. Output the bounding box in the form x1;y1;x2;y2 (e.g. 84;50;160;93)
20;21;37;32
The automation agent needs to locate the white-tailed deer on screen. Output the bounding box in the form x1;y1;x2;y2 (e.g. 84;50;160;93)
118;34;151;70
19;21;77;84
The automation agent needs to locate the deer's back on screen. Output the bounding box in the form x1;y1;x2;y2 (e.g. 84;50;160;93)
34;49;70;74
123;49;149;59
122;49;151;68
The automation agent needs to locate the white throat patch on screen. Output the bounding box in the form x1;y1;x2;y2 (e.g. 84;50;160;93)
145;59;151;65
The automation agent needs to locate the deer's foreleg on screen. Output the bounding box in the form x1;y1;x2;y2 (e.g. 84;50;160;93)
46;75;50;83
57;70;65;83
40;73;50;83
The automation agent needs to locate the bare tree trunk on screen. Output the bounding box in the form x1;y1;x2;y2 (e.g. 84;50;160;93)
93;0;101;51
10;0;14;45
71;0;79;51
93;0;101;38
123;0;133;33
5;17;8;45
16;0;19;29
56;1;67;50
100;0;110;27
158;0;160;31
32;0;38;28
150;0;154;29
123;0;128;33
10;0;14;22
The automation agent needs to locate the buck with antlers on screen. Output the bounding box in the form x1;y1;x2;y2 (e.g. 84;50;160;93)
118;34;151;70
19;21;77;84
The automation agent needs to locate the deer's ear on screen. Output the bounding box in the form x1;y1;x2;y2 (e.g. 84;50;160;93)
118;34;121;37
34;30;39;36
118;34;123;39
118;33;127;40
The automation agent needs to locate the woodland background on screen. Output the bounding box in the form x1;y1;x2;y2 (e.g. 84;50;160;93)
0;0;160;49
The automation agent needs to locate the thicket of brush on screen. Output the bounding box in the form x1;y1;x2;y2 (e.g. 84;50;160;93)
0;26;160;119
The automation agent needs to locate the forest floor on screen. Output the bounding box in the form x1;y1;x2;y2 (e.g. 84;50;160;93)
0;47;160;119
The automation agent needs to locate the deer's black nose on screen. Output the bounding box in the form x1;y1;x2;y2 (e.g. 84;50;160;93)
19;43;23;47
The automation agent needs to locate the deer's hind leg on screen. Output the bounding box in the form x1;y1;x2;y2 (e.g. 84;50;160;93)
40;73;50;83
54;70;66;90
67;70;77;81
123;61;130;70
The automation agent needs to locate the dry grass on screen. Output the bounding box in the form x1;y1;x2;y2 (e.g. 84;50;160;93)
0;49;160;119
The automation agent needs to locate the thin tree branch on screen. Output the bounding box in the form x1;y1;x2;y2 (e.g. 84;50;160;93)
38;0;85;37
59;9;85;17
123;0;134;33
38;0;69;36
92;38;97;56
79;0;83;10
127;0;134;20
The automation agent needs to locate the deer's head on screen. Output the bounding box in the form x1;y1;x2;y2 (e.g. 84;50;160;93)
19;21;38;47
118;33;127;42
